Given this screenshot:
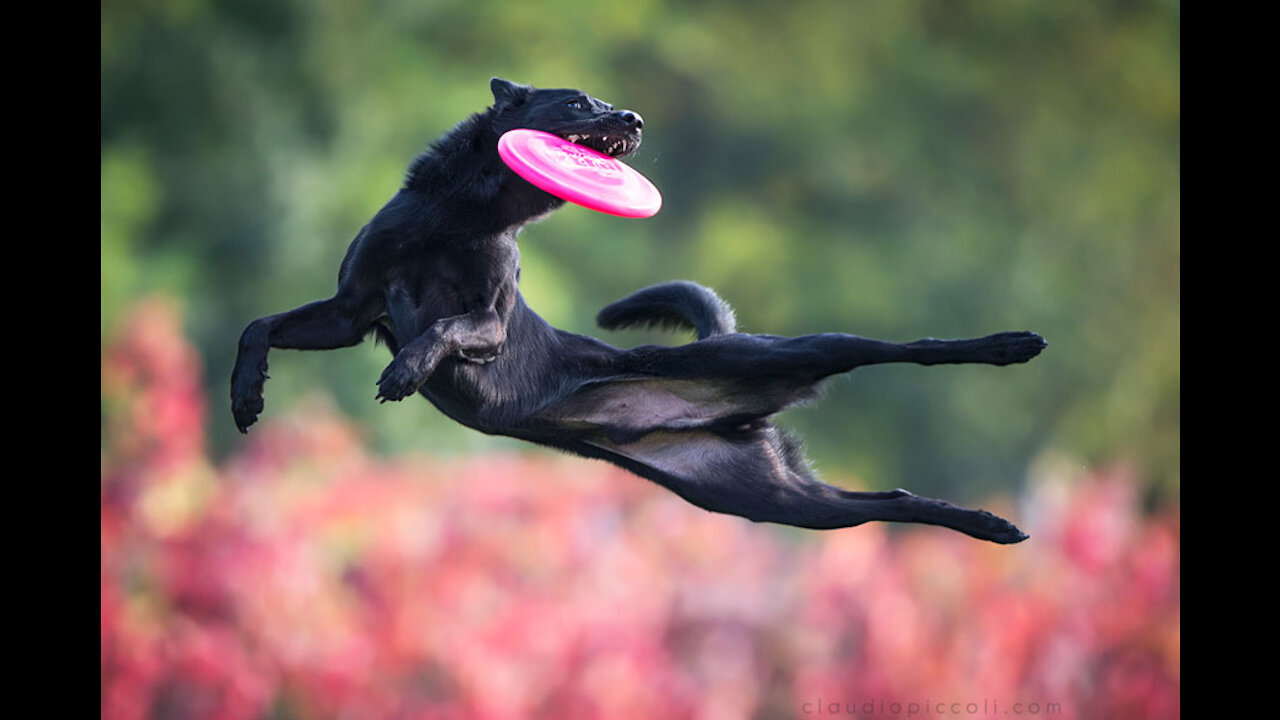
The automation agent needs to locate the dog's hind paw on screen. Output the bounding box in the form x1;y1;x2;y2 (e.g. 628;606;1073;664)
985;331;1047;366
963;508;1030;544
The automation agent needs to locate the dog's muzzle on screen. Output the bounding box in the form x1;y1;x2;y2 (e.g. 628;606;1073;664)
560;110;644;157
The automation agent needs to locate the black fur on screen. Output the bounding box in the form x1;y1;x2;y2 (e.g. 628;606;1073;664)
596;280;736;340
231;78;1047;544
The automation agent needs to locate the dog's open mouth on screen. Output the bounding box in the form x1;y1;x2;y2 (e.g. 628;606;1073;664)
560;132;639;158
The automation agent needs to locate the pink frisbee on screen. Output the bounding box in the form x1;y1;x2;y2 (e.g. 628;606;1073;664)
498;129;662;218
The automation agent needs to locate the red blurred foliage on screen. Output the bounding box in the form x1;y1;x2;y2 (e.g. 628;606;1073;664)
102;299;1179;720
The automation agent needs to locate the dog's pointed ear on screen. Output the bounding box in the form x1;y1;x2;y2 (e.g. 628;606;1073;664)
490;77;531;109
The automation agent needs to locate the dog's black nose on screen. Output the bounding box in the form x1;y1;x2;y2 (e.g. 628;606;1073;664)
617;110;643;129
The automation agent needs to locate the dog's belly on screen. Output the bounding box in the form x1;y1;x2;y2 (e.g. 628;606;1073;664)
415;354;554;435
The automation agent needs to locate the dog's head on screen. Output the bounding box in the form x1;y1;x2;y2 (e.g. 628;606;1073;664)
489;77;643;158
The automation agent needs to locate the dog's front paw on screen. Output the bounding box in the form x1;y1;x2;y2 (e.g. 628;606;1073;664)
986;331;1048;366
376;356;425;403
230;361;269;433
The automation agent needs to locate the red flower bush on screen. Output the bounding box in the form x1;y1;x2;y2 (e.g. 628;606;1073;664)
102;299;1179;720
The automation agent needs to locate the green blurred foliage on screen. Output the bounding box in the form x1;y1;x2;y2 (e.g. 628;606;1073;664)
101;0;1179;501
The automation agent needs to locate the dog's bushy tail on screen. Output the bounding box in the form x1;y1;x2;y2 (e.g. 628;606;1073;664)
596;281;737;340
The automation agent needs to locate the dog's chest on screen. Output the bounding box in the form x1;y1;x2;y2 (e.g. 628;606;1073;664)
385;236;520;335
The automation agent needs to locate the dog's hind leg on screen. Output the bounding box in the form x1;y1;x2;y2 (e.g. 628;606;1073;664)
816;331;1050;369
596;282;1045;373
628;330;1047;381
559;284;1041;542
232;295;381;432
575;425;1028;544
551;330;1046;446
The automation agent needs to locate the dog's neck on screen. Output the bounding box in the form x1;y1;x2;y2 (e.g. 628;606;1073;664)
403;110;565;237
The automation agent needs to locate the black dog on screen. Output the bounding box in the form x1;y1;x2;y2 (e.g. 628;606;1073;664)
232;78;1046;544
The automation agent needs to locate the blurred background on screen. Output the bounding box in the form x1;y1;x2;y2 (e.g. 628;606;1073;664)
102;1;1179;718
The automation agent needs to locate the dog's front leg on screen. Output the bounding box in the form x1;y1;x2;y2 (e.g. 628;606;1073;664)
375;310;505;402
232;295;380;432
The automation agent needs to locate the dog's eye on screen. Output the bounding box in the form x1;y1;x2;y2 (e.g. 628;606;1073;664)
565;100;585;110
